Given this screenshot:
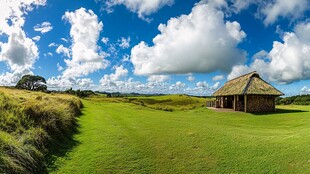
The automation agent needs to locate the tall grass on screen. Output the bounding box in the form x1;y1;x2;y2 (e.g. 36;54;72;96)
0;87;82;173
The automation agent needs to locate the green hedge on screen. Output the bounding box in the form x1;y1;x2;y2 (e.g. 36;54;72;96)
276;95;310;105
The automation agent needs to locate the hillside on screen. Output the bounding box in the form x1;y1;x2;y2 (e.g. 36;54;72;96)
0;87;82;173
50;96;310;173
2;89;310;173
91;94;211;111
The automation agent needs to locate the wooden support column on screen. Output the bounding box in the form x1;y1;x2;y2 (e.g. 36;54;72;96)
274;96;276;112
244;95;247;113
233;95;236;111
220;97;223;108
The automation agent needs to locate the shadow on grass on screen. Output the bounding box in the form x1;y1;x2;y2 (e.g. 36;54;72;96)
251;108;308;116
46;113;83;172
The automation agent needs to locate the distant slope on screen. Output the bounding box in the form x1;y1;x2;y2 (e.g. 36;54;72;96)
91;94;213;111
0;87;82;173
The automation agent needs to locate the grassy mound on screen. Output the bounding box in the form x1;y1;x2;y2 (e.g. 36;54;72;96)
91;94;211;111
127;95;210;111
0;87;82;173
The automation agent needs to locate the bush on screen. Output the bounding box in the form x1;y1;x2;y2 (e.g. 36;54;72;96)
276;95;310;105
65;88;95;98
0;88;82;173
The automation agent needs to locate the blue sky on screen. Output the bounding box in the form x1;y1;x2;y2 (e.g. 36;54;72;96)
0;0;310;96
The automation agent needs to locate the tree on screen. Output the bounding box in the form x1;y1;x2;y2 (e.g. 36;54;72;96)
65;87;75;95
16;75;47;91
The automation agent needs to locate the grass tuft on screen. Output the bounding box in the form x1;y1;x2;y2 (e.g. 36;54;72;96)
0;87;82;173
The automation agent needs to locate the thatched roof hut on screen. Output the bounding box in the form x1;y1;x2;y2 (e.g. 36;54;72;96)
212;71;283;112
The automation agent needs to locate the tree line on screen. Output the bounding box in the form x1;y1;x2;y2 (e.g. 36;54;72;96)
15;75;95;98
276;95;310;105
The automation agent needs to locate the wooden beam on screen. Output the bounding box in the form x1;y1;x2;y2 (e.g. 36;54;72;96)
274;96;276;112
244;95;247;113
220;97;223;108
233;95;236;111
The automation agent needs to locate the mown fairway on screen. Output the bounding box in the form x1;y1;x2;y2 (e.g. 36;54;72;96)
50;98;310;173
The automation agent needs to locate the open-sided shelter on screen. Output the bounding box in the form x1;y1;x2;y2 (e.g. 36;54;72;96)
212;71;283;112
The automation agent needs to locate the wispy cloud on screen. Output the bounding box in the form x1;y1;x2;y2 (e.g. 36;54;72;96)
34;22;53;34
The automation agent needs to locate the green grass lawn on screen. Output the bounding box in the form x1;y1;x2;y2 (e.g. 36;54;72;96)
49;98;310;173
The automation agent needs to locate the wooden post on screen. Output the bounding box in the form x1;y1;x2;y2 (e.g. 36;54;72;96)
274;96;276;112
220;97;223;108
233;95;236;111
244;95;247;113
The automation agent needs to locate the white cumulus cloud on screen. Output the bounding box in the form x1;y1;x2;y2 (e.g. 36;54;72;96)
48;42;58;47
148;75;170;83
44;52;53;57
32;35;41;42
185;82;220;95
0;0;45;85
212;75;224;81
0;29;39;71
130;2;246;76
99;65;128;86
56;45;70;57
101;37;109;44
0;69;33;86
47;76;94;90
169;81;186;90
196;80;220;90
61;38;69;42
229;22;310;84
110;65;128;81
101;0;174;20
231;0;309;25
62;8;109;78
186;75;195;82
0;0;46;35
98;73;218;96
301;86;310;94
196;81;208;88
232;0;256;13
118;37;130;49
261;0;309;26
212;82;221;90
33;21;53;34
57;63;64;72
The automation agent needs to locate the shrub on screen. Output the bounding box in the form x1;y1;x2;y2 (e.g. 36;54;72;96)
276;95;310;105
64;88;95;98
0;88;82;173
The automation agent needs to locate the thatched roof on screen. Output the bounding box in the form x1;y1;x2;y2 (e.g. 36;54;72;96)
213;71;284;96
